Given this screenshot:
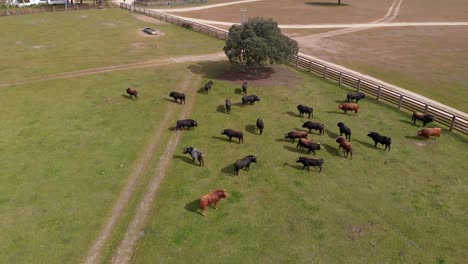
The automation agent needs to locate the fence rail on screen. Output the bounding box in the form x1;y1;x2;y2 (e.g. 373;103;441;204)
0;3;111;16
119;3;468;134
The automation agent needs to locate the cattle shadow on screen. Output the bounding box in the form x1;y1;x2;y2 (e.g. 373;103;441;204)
163;98;180;104
325;128;338;138
285;111;299;118
405;135;423;140
334;99;347;103
216;105;227;113
321;143;341;157
197;87;206;94
326;110;345;115
212;136;230;142
221;163;235;175
294;127;308;133
283;162;304;170
121;94;135;100
283;145;303;154
245;124;257;134
167;126;177;132
306;2;349;6
275;138;291;143
234;88;243;94
173;155;196;165
184;199;202;215
398;119;417;126
354;139;375;149
232;102;244;107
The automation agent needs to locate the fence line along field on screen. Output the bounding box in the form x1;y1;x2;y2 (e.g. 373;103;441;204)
1;5;467;264
129;63;467;264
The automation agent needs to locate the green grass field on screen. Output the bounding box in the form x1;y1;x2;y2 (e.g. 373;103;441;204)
0;8;223;82
130;63;467;263
1;7;467;264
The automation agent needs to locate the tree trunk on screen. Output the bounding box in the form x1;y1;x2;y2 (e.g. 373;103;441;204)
338;0;341;5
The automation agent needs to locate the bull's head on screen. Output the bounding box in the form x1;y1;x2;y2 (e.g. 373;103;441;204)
338;104;343;109
221;130;225;134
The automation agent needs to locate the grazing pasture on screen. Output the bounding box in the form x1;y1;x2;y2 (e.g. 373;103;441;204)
130;63;467;263
0;8;223;82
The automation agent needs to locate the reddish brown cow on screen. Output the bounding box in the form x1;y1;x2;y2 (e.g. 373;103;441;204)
417;128;442;142
126;88;138;99
200;190;228;216
285;131;308;143
336;137;353;159
338;103;359;114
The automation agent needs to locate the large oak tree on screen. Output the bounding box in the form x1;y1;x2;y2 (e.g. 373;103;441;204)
223;17;299;65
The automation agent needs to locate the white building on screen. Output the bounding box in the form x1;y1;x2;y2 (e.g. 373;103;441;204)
10;0;67;6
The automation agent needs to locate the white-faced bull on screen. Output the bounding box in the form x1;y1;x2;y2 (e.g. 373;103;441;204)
175;119;198;131
367;131;392;151
297;104;313;118
169;91;185;104
234;155;257;175
296;157;324;172
183;147;204;166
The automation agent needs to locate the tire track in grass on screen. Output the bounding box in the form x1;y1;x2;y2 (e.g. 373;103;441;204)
111;72;200;264
85;69;200;264
0;53;225;88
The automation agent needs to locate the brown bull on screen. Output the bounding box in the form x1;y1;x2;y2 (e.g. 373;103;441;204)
200;190;228;216
417;128;442;142
338;103;359;114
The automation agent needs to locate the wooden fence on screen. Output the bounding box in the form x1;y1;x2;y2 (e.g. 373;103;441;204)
119;3;468;134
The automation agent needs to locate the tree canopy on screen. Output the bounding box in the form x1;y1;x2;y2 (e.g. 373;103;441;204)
223;17;299;66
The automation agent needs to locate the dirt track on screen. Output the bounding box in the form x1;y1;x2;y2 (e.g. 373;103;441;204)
83;53;222;264
0;53;225;88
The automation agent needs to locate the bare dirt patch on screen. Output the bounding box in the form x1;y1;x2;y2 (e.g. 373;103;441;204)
346;224;365;240
217;65;301;87
130;42;146;49
101;22;117;27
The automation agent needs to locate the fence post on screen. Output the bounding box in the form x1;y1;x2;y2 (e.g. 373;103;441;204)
376;86;381;100
339;72;342;85
53;6;55;12
424;104;428;114
357;79;361;92
398;95;403;109
323;66;327;79
30;7;32;13
449;115;456;131
295;56;298;67
308;61;312;72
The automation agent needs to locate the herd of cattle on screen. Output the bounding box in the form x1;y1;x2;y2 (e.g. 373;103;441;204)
126;81;442;216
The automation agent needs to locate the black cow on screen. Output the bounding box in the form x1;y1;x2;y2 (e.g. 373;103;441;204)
411;112;434;127
183;147;204;166
297;104;313;118
126;88;138;100
296;157;324;172
221;129;244;143
234;155;257;175
169;91;185;104
204;80;213;94
225;99;231;113
302;121;324;135
346;92;366;103
256;118;264;135
175;119;198;131
367;131;392;151
337;122;351;141
242;95;260;106
296;138;321;155
242;81;248;95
